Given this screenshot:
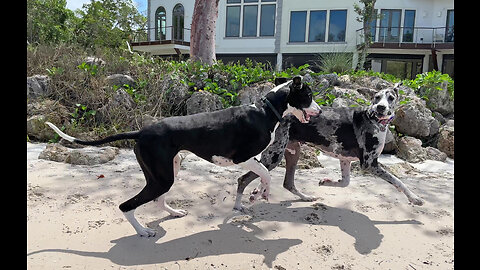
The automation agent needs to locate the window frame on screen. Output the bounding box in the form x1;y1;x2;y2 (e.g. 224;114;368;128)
288;10;307;43
155;6;167;41
225;0;276;38
308;10;327;42
327;9;348;42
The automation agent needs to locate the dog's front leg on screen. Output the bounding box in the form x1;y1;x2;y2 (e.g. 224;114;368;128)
239;158;271;203
363;160;424;206
319;159;351;187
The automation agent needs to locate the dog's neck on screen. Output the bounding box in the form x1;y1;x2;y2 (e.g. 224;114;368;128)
255;88;290;131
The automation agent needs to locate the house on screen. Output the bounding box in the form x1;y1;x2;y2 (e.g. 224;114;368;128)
131;0;454;79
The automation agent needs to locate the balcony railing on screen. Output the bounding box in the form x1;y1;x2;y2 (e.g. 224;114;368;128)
130;26;191;46
356;26;454;49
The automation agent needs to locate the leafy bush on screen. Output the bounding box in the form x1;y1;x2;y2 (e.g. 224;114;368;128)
403;70;454;100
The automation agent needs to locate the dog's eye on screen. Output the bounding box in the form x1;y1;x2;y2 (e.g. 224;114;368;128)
374;95;381;101
388;96;395;102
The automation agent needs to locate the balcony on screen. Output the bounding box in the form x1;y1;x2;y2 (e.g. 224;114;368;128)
356;26;454;50
129;26;191;56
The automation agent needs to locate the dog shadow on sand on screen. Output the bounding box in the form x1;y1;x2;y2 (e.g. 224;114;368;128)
27;202;420;267
233;201;422;255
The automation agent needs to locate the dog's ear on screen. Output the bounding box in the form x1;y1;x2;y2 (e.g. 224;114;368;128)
274;77;288;86
292;75;303;88
393;82;403;96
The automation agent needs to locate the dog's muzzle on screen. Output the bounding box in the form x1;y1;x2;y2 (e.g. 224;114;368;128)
301;102;321;123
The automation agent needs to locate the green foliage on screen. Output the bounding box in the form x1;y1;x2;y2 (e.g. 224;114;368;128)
70;103;96;127
402;70;454;100
343;69;401;83
315;53;354;74
77;62;99;76
27;0;77;44
27;0;146;50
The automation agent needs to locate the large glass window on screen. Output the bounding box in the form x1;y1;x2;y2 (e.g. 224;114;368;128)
308;10;326;42
172;4;184;41
226;0;276;38
226;6;240;37
155;7;166;41
260;4;276;36
243;5;258;37
328;10;347;42
289;11;307;42
403;10;415;42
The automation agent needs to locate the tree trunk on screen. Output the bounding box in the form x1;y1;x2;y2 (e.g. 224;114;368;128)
190;0;219;65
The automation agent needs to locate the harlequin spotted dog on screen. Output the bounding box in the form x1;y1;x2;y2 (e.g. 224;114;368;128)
46;75;320;237
234;82;424;211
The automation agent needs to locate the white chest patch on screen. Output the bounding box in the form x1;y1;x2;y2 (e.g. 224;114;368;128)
212;155;235;167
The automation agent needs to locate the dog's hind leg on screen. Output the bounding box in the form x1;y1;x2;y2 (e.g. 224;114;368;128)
119;144;177;237
365;161;424;206
283;141;316;201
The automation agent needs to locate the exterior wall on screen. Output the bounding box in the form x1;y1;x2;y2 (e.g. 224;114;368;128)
146;0;453;75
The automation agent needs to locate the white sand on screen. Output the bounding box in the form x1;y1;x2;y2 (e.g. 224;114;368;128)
27;142;453;269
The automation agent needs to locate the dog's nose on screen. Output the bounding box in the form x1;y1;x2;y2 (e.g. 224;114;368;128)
376;105;386;113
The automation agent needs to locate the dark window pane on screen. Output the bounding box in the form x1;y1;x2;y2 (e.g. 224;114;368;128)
403;10;415;42
260;4;275;36
308;10;326;42
244;0;258;2
227;0;240;3
445;10;454;42
289;11;306;42
155;7;166;40
243;5;258;37
226;6;240;37
328;10;347;42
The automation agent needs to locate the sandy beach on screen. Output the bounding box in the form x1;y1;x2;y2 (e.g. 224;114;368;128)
27;142;453;269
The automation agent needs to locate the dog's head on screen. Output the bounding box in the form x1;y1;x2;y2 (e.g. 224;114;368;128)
284;76;321;123
368;82;401;121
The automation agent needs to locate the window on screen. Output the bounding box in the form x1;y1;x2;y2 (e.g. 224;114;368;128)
445;10;454;42
226;6;241;37
289;11;307;42
260;4;276;36
225;0;276;38
328;10;347;42
403;10;415;42
308;10;326;42
379;9;401;42
243;5;258;36
172;4;184;41
155;7;166;41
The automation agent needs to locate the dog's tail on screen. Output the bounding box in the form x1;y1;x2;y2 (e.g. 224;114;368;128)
45;122;140;146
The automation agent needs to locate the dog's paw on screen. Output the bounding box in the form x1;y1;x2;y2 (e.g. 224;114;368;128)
409;196;424;206
319;178;333;185
170;209;188;217
136;227;156;237
299;194;317;202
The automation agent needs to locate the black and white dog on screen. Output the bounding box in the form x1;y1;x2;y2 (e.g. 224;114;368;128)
46;76;320;237
234;82;424;211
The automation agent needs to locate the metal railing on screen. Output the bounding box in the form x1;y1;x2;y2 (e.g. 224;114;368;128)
356;26;454;47
130;26;191;44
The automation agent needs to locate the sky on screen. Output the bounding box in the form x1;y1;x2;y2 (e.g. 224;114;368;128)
66;0;148;15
